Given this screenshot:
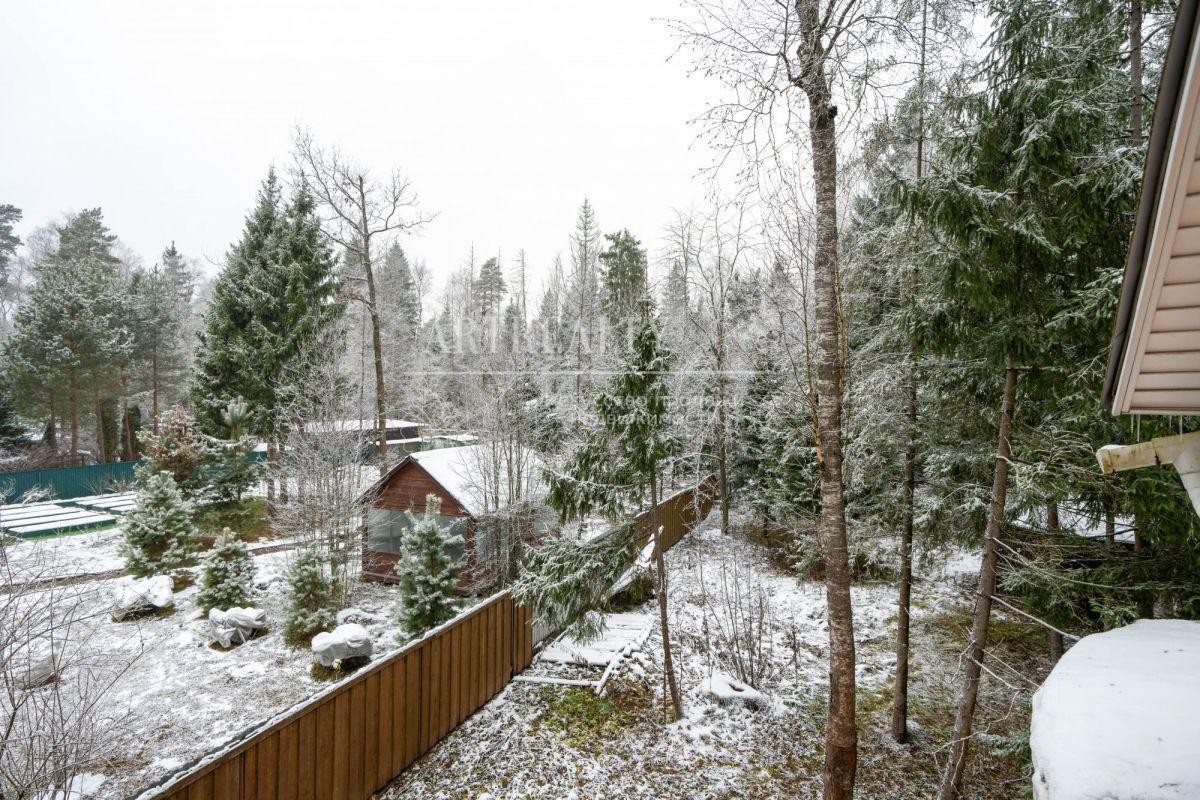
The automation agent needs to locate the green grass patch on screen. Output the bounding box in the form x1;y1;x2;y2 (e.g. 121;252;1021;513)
539;687;639;749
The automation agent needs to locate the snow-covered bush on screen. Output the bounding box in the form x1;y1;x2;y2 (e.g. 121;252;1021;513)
196;529;255;613
283;549;339;646
121;471;196;578
396;495;464;638
698;560;776;688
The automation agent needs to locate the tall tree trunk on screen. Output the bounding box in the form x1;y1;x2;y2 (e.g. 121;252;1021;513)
151;348;160;433
891;361;917;744
45;394;57;449
68;376;79;456
356;188;389;476
797;20;857;794
715;337;730;534
266;442;277;510
939;362;1018;800
892;1;927;745
94;392;106;465
1105;505;1115;546
649;471;683;720
1130;0;1143;148
278;437;289;505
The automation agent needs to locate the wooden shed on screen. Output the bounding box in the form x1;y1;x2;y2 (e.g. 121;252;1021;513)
359;443;551;589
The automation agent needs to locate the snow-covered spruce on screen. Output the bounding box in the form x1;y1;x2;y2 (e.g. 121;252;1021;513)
195;529;256;613
395;494;464;638
282;549;339;645
121;471;196;578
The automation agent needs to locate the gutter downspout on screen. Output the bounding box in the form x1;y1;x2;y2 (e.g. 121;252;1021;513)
1097;430;1200;517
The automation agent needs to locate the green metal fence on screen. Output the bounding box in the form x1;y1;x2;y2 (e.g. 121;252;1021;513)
0;460;142;504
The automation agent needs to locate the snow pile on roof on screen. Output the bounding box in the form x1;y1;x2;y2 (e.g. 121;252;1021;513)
1031;619;1200;800
410;444;545;518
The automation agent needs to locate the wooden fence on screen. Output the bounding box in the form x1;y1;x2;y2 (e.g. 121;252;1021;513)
134;477;716;800
137;594;534;800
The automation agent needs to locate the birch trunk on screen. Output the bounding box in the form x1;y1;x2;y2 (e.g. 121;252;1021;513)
796;19;857;791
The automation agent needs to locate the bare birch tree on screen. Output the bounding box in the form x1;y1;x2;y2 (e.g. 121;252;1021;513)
291;128;433;474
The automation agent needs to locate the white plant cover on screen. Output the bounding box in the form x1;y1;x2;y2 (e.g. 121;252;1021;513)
208;606;267;648
111;575;174;621
311;623;373;668
13;639;58;689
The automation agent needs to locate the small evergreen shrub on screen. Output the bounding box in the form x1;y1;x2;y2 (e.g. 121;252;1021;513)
283;549;338;646
396;495;464;638
122;470;197;577
196;528;256;613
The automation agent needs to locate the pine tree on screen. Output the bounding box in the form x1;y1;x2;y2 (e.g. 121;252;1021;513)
2;209;132;456
0;385;26;451
473;257;507;320
283;549;339;645
396;495;464;637
0;204;21;300
196;529;256;613
122;471;197;577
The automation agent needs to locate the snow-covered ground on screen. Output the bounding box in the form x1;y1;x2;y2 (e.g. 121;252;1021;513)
5;539;410;800
383;512;1036;799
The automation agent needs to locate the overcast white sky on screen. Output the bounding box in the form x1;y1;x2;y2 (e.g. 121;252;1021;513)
0;0;720;292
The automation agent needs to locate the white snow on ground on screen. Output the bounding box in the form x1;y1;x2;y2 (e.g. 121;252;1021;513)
9;545;411;799
385;512;1006;799
3;525;126;583
1031;619;1200;800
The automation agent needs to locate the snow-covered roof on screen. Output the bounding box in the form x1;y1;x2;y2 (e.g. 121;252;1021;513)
407;444;546;518
1014;505;1136;545
302;418;420;434
1031;619;1200;800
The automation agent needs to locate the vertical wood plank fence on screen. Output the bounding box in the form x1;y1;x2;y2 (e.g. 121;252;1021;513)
133;477;715;800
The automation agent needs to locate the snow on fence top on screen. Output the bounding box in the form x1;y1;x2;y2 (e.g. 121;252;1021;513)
1030;619;1200;800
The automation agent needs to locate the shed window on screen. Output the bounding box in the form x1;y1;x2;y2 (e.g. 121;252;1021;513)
366;506;466;561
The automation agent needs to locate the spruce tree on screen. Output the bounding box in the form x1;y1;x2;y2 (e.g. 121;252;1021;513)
522;298;685;719
283;549;339;645
396;495;464;637
122;471;197;577
598;230;649;345
899;2;1139;794
196;529;256;613
0;204;21;294
191;169;285;436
